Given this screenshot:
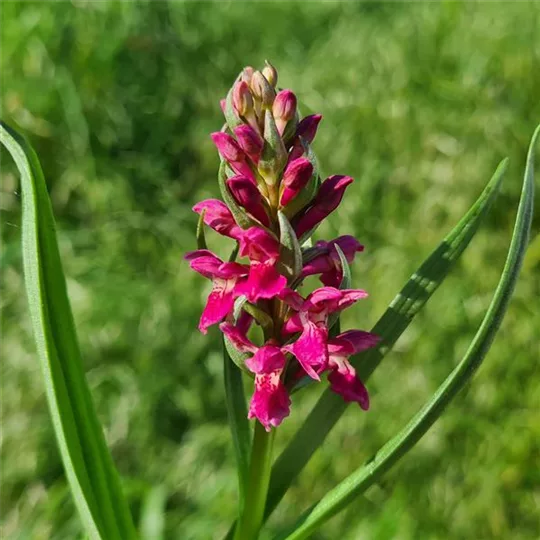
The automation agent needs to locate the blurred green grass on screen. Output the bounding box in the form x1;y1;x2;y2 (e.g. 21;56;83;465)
1;2;539;539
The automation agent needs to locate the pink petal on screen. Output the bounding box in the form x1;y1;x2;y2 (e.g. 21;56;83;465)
234;125;263;163
296;114;322;144
283;320;328;380
337;289;369;310
185;249;223;279
283;314;303;335
305;287;368;315
293;175;354;238
193;199;243;240
302;236;364;287
329;330;380;356
280;157;313;206
305;287;344;310
301;254;334;280
215;261;249;280
245;344;286;374
278;288;305;310
220;322;257;354
199;278;236;334
236;261;287;302
211;132;255;180
232;80;254;117
319;267;343;288
238;227;281;262
328;236;365;263
328;368;369;410
211;132;244;162
227;175;269;226
248;372;291;431
273;89;297;134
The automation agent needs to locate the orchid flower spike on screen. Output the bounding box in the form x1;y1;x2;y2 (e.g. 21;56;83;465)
186;62;378;430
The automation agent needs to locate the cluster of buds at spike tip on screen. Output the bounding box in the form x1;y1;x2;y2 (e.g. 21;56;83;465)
186;62;379;431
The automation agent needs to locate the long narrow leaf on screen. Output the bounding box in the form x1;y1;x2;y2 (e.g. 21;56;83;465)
1;122;137;540
224;340;252;511
278;124;538;540
265;157;509;519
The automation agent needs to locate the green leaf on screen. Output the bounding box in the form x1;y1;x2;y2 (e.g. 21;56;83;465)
278;211;303;280
224;81;243;131
336;244;351;290
278;125;538;540
258;109;287;185
264;157;509;521
223;340;252;513
0;121;137;539
224;334;251;374
196;209;207;249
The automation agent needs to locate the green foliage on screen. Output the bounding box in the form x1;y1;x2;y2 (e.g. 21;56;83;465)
223;341;251;512
0;122;136;539
276;126;537;540
1;2;539;539
266;158;507;519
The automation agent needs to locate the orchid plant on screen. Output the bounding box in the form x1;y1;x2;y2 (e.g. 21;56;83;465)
1;61;537;540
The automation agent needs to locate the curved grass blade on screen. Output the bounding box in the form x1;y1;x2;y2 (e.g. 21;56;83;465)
0;122;137;540
264;157;509;520
223;340;252;512
139;486;167;540
277;125;538;540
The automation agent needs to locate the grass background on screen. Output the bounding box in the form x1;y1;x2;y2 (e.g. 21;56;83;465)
1;1;539;539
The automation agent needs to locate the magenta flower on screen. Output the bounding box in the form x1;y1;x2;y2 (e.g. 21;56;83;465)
227;175;269;226
185;250;248;333
296;114;322;144
249;373;291;431
281;287;368;380
236;227;287;302
193;199;243;240
221;322;291;430
273;89;297;135
280;157;314;207
292;175;354;238
211;132;255;182
189;63;377;432
232;80;254;118
326;330;380;409
289;114;323;160
234;125;263;163
302;235;364;286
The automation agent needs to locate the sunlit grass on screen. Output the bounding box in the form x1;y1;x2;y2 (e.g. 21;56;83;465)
1;2;539;539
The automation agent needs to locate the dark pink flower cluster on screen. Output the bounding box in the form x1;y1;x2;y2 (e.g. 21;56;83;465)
186;63;378;431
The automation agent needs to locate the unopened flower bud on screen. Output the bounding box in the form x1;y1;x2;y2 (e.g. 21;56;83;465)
296;114;322;144
280;157;313;206
233;80;254;117
211;132;255;181
250;71;276;109
234;125;263;163
293;175;354;238
273;90;297;135
227;175;270;226
262;60;278;87
241;66;255;84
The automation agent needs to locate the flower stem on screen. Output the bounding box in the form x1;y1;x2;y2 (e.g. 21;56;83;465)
234;421;275;540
